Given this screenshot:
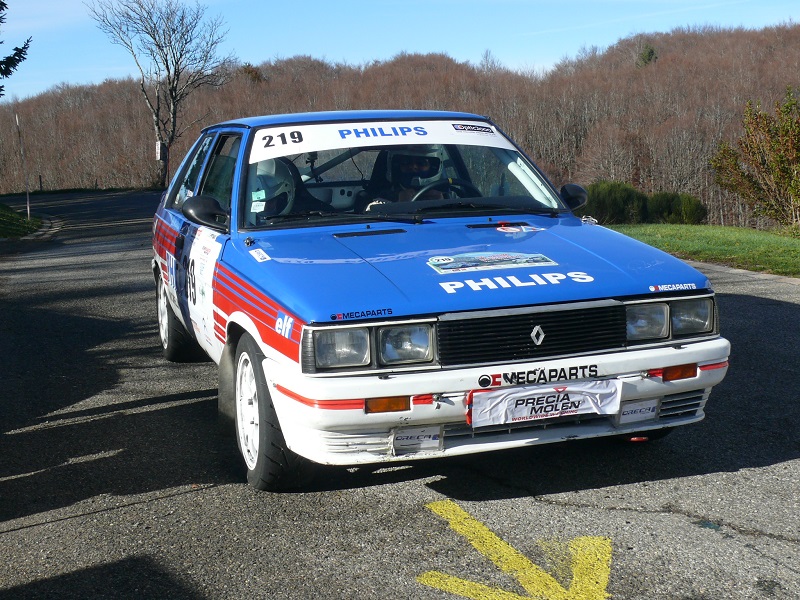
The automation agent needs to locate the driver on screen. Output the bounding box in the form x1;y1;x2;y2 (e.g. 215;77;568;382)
366;147;445;210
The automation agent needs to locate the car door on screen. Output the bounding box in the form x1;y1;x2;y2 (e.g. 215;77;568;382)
178;133;242;360
156;131;242;361
156;132;216;337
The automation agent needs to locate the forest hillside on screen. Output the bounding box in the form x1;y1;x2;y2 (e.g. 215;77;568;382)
2;23;799;227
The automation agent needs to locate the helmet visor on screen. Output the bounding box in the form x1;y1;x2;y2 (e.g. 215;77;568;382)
394;155;441;186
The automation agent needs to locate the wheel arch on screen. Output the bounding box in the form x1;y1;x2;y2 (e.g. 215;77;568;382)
218;316;268;430
218;322;245;431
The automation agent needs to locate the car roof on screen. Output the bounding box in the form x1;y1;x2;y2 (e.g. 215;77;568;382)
206;109;491;131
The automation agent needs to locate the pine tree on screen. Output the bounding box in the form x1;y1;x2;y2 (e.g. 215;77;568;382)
0;0;31;98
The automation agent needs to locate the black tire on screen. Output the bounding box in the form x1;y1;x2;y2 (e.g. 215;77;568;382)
233;333;308;490
157;276;204;362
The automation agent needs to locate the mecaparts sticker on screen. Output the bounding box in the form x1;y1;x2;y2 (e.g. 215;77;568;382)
650;283;697;292
331;308;393;321
427;251;556;274
478;365;599;388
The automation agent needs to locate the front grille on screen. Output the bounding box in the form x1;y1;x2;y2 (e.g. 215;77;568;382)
442;390;707;441
659;390;706;419
320;431;391;455
437;302;627;366
443;413;607;439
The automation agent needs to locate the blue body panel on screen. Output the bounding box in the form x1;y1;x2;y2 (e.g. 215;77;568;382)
223;213;710;324
213;109;487;131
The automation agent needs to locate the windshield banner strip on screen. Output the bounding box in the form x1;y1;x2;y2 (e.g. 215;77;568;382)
249;120;516;164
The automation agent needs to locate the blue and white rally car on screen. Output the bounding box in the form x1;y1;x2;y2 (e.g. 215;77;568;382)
152;110;730;490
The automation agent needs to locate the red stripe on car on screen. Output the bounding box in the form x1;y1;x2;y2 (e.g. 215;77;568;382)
276;385;365;410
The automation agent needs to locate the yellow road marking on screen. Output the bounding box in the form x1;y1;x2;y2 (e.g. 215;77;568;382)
417;500;612;600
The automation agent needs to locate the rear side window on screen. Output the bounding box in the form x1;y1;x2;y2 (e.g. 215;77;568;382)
167;134;216;209
198;135;241;213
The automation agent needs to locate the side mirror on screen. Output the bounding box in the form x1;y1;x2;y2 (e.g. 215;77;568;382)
182;195;229;232
560;184;588;211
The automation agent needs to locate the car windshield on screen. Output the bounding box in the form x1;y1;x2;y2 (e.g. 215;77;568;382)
241;119;565;228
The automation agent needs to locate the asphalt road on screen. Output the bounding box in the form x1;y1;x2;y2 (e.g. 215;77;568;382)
1;191;798;599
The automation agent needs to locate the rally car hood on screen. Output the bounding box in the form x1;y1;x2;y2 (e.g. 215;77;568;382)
230;215;711;324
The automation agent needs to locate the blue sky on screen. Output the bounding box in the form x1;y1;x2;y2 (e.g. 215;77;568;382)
2;0;798;102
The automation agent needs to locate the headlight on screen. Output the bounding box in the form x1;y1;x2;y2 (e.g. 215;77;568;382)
671;298;713;336
378;325;433;365
314;328;370;368
626;303;669;341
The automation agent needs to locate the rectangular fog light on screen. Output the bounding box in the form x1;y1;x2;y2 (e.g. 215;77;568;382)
662;363;698;382
365;396;411;414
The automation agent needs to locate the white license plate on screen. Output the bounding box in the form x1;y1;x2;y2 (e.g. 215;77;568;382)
619;399;659;424
392;426;443;455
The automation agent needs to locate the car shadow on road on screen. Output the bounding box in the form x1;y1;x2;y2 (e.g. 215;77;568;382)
0;555;205;600
0;388;242;523
0;292;241;524
306;291;800;500
0;302;121;435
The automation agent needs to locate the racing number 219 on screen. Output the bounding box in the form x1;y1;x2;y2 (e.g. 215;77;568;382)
262;131;303;147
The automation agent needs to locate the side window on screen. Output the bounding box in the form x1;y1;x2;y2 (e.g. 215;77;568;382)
198;135;241;213
167;134;215;209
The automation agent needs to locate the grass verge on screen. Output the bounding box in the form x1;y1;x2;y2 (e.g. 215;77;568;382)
612;224;800;278
0;203;42;239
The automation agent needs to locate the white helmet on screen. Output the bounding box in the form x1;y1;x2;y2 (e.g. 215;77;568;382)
386;145;444;188
254;158;294;204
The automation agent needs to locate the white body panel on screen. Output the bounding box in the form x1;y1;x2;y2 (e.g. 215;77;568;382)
260;337;730;465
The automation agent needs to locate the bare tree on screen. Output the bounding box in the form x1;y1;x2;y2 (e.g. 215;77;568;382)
87;0;232;187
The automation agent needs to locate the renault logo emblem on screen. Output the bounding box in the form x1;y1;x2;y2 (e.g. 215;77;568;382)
530;325;546;346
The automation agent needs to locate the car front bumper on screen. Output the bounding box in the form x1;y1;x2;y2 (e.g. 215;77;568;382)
266;337;730;465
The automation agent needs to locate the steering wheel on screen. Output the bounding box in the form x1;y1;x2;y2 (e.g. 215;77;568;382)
410;178;482;202
278;191;296;215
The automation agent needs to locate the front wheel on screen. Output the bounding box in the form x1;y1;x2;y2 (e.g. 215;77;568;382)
157;276;204;362
234;333;306;490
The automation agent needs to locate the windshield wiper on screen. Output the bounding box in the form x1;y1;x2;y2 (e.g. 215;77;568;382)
369;195;563;218
262;210;423;225
522;206;561;217
262;210;342;222
413;200;512;211
410;200;559;217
